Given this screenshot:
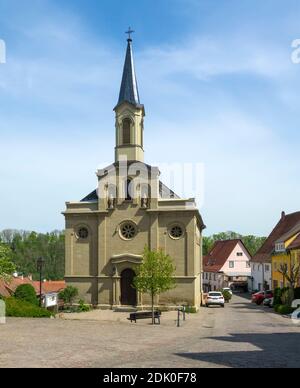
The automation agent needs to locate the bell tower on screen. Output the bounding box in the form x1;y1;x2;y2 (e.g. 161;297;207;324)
114;29;145;163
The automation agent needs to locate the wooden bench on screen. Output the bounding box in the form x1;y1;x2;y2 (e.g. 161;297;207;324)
129;311;161;324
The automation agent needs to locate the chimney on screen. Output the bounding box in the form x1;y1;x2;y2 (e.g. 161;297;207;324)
281;211;286;220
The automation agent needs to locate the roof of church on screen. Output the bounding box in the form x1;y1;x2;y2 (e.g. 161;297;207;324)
81;181;179;202
117;38;141;108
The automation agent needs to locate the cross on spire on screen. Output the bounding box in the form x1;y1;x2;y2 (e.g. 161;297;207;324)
125;27;135;41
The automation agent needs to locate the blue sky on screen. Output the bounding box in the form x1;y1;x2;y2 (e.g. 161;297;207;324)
0;0;300;236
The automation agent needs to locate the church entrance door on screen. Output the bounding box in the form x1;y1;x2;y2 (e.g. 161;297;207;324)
121;268;137;306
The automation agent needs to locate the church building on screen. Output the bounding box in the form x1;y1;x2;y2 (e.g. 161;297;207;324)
63;34;205;309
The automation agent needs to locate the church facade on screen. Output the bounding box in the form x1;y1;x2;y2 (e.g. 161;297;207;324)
63;36;205;309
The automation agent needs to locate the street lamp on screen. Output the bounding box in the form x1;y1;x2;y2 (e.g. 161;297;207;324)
37;257;45;307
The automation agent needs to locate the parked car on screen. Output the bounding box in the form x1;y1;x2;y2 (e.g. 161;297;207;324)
263;297;274;308
222;287;233;296
206;292;225;308
252;290;273;305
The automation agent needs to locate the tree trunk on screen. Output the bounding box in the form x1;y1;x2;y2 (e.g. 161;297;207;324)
151;292;155;325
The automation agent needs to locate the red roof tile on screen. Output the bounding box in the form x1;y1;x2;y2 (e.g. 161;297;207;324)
0;278;66;298
203;239;243;272
288;234;300;250
0;280;11;298
252;211;300;263
33;281;66;295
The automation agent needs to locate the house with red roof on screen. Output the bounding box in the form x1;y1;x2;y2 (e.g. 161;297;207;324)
251;211;300;291
203;239;252;292
0;275;66;308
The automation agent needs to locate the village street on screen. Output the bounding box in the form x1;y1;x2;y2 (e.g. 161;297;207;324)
0;295;299;368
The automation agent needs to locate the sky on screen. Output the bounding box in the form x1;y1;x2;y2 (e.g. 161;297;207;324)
0;0;300;236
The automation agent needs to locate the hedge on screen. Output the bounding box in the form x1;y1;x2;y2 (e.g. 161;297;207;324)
15;284;39;306
274;304;295;315
4;297;52;318
294;287;300;300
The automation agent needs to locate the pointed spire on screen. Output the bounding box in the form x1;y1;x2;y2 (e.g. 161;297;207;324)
117;33;140;107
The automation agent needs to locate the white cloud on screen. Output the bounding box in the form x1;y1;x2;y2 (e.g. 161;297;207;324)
0;1;299;235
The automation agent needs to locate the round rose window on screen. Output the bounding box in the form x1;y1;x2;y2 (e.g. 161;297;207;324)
78;227;89;239
120;222;137;240
170;225;184;239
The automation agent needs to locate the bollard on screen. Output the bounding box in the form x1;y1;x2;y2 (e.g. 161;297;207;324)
177;308;180;327
182;305;186;321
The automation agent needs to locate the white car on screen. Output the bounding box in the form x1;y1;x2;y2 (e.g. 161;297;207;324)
206;292;225;308
222;287;233;296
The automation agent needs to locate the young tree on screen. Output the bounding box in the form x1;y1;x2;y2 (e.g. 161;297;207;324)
0;244;16;282
279;262;300;303
133;247;176;324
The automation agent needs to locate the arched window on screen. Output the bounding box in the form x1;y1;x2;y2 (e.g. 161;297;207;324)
122;118;131;145
126;179;133;200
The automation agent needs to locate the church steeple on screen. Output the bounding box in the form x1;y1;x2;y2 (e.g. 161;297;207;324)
117;31;140;107
114;30;145;163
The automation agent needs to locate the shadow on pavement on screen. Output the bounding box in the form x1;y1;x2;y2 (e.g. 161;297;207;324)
176;332;300;368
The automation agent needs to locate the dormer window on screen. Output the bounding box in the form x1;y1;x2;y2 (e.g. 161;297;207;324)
275;243;285;253
122;118;132;145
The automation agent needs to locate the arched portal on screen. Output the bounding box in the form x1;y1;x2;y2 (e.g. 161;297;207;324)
121;268;137;306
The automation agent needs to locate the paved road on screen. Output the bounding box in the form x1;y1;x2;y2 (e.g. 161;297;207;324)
0;295;299;368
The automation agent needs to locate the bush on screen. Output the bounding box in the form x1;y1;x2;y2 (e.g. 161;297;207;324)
294;287;300;300
59;286;78;306
183;306;197;313
5;297;52;318
222;290;232;303
78;300;90;313
275;304;295;315
15;284;38;306
273;288;282;306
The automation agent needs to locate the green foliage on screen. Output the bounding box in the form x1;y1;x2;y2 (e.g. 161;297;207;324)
4;297;52;318
15;284;38;306
294;288;300;299
222;290;232;302
274;304;295;315
281;288;294;306
0;229;65;281
77;300;91;312
59;286;78;306
0;244;16;281
273;288;283;306
183;306;197;314
203;231;266;256
134;247;176;324
134;247;176;297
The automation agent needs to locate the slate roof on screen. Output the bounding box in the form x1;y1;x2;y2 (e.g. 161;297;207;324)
117;38;141;108
252;211;300;263
81;181;179;202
